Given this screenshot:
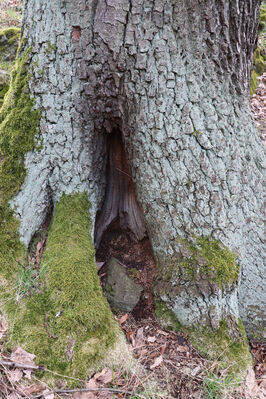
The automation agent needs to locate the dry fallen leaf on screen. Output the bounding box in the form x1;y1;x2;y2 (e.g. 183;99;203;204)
43;389;55;399
8;368;23;383
117;313;129;325
136;327;144;340
161;343;167;355
7;393;21;399
10;347;36;366
23;369;32;380
157;329;168;336
23;383;44;395
147;336;156;343
244;366;260;399
176;345;188;352
85;378;99;389
94;367;113;384
191;365;201;376
73;392;96;399
0;317;8;339
96;261;105;271
150;355;163;370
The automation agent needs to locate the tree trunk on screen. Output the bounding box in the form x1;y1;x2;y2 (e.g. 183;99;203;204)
0;0;264;378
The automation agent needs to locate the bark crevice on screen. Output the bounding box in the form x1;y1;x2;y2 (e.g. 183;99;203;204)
95;128;146;248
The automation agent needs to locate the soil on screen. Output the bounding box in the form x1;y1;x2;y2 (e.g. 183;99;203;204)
96;219;157;320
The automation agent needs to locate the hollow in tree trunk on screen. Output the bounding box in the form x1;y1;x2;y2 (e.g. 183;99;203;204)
0;0;265;380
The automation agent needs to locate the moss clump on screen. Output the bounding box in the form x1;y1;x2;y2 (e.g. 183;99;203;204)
0;27;20;65
0;43;40;281
178;236;239;289
9;194;117;381
187;320;252;380
250;46;266;95
155;300;181;332
0;27;21;108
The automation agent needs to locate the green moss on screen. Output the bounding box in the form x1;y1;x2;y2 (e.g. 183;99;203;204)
9;194;117;381
0;43;41;282
250;46;266;95
45;42;56;54
155;300;181;332
250;4;266;95
259;3;266;35
177;236;239;289
187;319;252;380
0;27;20;64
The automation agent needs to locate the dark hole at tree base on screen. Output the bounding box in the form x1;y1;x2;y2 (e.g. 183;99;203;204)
95;129;156;319
96;221;156;320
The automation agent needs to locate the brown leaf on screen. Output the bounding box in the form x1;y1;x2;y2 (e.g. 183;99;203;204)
8;369;23;383
43;389;55;399
176;345;188;352
161;343;167;355
150;355;163;370
23;384;44;395
96;261;105;271
136;327;144;340
0;318;8;332
157;329;169;336
10;347;36;366
23;369;32;380
7;394;21;399
94;367;113;384
244;366;259;399
36;241;43;258
117;314;129;325
85;378;98;389
73;392;96;399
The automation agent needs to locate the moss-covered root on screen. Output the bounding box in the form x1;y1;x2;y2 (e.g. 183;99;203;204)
0;42;40;280
9;193;127;381
155;302;251;383
188;320;252;382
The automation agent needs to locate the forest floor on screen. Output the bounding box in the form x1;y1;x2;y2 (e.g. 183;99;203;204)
0;1;265;398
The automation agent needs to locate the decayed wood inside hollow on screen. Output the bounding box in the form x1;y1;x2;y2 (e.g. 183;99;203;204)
95;130;147;248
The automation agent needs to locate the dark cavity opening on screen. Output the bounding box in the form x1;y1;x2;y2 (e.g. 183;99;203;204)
95;129;156;319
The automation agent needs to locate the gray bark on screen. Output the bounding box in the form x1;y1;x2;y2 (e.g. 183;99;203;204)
12;0;265;336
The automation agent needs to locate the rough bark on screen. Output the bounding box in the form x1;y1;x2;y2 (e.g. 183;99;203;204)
7;0;265;337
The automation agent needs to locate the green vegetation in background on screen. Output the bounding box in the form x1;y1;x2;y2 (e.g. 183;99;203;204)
251;3;266;95
0;27;21;108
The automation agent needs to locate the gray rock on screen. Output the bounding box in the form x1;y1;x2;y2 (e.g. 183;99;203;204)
105;257;143;312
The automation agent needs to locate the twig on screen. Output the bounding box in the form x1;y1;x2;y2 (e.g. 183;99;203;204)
0;360;45;371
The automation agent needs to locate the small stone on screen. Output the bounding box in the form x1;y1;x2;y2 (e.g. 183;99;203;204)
105;257;143;312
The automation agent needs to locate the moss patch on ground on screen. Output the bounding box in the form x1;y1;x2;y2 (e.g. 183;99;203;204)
155;300;181;332
7;194;117;381
187;320;252;381
155;298;251;381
